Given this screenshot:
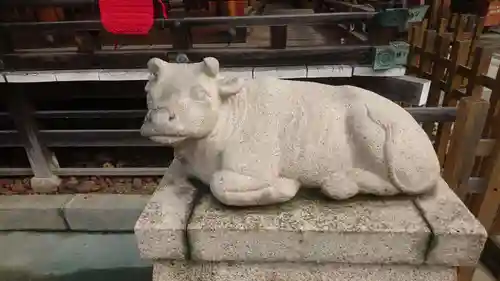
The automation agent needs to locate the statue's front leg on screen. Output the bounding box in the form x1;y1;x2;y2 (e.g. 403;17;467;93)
210;170;300;206
210;142;300;206
157;157;189;189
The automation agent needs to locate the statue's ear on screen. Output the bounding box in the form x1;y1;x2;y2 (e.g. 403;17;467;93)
201;57;220;78
217;77;244;98
147;58;167;77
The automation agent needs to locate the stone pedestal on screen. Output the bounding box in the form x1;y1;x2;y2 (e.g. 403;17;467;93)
134;179;487;281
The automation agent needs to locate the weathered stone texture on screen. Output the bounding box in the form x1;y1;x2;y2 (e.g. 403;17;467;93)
0;195;71;230
415;179;487;266
153;261;456;281
188;191;430;264
134;182;197;259
64;194;150;231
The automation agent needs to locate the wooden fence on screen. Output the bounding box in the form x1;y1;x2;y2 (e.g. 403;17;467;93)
408;15;500;281
0;0;414;71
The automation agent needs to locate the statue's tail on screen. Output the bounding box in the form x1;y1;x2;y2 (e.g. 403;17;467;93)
365;105;438;195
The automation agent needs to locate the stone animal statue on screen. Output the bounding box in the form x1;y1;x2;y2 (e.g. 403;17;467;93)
141;57;441;206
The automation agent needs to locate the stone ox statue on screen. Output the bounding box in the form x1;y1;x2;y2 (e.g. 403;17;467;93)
141;57;441;206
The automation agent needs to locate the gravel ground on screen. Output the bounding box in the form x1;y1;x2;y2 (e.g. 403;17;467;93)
0;176;159;195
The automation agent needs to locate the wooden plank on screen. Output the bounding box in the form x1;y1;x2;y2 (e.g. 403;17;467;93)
405;107;457;122
171;21;191;50
422;33;452;138
0;167;168;177
469;140;500;232
476;139;497;157
467;17;485;67
270;25;287;49
5;72;57;83
407;22;426;74
253;65;307;78
0;13;378;32
418;30;437;80
464;50;500;235
346;75;431;105
442;97;489;200
436;40;471;163
480;237;500;279
466;47;492;99
75;31;102;54
457;267;475;281
464;47;493;180
0;107;458;121
5;88;60;191
1;45;374;70
483;57;500;138
0;64;357;82
306;65;352;78
351;66;406;77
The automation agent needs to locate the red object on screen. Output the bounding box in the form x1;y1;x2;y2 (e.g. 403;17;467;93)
99;0;167;35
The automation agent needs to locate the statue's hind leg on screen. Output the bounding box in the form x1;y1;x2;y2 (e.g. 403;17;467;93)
320;169;400;200
347;103;439;195
320;103;405;199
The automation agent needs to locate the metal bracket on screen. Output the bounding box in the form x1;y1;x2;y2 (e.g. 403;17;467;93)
372;41;410;70
373;5;429;28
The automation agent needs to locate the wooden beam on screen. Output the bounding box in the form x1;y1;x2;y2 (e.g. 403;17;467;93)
0;13;377;32
347;75;431;106
1;45;374;70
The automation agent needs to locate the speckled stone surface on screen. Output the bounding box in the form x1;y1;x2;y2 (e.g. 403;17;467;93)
415;179;487;266
134;181;197;260
152;260;456;281
187;191;431;264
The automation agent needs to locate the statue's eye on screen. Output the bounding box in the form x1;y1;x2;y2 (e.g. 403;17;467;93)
148;73;157;82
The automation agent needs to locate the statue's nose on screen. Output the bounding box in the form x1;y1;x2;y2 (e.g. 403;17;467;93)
147;108;175;124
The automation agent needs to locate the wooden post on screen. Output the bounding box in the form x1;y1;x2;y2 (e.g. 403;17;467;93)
6;86;61;193
442;97;489;200
419;33;451;143
171;21;192;50
435;40;471;163
270;26;287;49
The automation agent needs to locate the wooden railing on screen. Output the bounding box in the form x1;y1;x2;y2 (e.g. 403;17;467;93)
408;15;500;281
0;0;422;71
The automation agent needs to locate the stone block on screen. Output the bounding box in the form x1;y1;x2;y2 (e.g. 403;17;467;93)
64;194;150;231
153;261;456;281
134;181;197;260
415;179;487;266
188;191;430;264
0;195;72;230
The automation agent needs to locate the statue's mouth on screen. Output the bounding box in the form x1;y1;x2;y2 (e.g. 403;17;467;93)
141;123;185;137
141;123;188;144
150;135;188;145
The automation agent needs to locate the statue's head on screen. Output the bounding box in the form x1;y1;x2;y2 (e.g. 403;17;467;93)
141;57;244;145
